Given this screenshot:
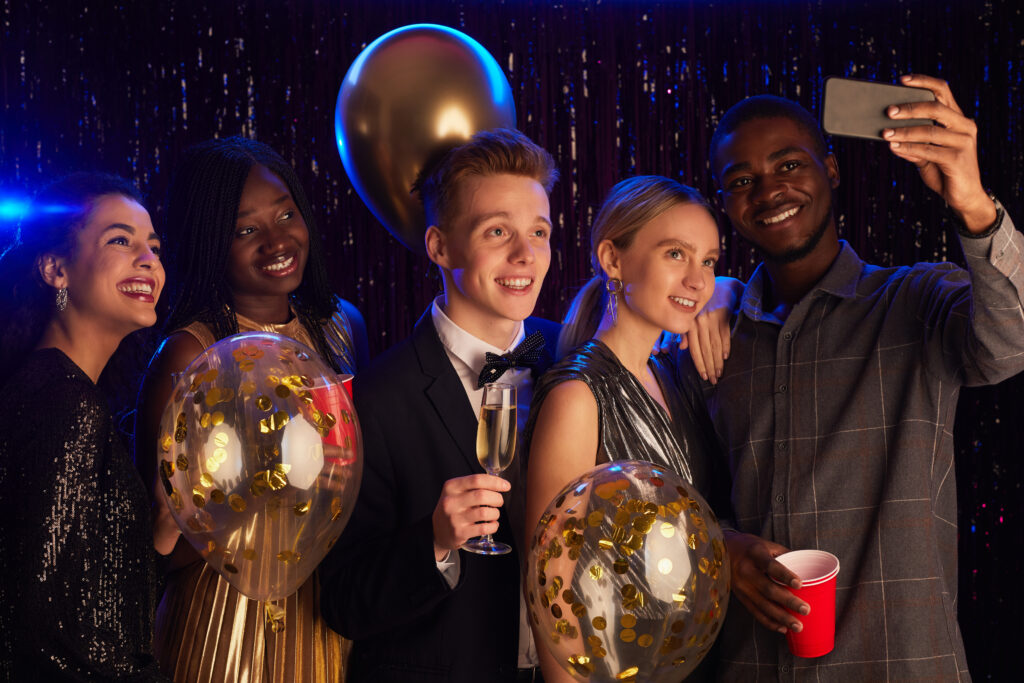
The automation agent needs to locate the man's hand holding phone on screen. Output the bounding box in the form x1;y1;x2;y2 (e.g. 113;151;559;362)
882;74;996;233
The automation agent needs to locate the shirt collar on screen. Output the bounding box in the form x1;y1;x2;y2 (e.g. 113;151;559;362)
431;297;526;373
740;240;864;322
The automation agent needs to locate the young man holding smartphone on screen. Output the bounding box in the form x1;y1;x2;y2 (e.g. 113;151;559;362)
705;75;1024;680
319;129;559;682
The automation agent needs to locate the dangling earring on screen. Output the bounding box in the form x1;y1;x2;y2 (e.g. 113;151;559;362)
605;278;622;326
55;286;68;312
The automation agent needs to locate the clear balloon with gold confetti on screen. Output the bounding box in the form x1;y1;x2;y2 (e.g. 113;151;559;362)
526;460;730;682
157;331;362;601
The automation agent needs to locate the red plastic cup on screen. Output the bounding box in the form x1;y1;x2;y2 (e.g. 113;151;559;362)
338;373;353;399
309;375;356;459
773;549;840;658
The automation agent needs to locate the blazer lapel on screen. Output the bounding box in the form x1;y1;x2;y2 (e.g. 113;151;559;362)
411;310;482;475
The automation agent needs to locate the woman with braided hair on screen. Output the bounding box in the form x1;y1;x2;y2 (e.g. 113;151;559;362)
136;137;368;682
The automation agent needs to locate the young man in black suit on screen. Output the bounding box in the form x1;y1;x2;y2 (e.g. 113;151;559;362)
320;129;560;682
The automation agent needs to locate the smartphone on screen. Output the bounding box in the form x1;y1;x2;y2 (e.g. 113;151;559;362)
822;77;935;141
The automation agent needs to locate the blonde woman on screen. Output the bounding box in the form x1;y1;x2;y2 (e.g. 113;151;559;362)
524;176;729;683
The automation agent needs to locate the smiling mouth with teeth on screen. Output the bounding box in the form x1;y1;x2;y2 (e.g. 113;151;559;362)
496;277;532;290
262;255;295;272
759;206;800;225
669;296;698;307
117;282;153;295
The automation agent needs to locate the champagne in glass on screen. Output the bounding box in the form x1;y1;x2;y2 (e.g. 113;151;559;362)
476;405;517;473
463;382;516;555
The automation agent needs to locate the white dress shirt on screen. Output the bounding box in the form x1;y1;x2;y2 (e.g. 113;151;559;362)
429;298;539;668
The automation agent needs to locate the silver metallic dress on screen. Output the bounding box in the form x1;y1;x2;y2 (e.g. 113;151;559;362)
526;339;721;502
527;340;727;682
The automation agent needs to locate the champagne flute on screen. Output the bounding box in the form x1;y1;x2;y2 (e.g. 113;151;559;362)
463;382;517;556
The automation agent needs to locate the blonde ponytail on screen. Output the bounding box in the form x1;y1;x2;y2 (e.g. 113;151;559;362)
558;276;607;358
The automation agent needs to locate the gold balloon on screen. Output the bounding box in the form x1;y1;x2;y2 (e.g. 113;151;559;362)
526;461;730;682
335;24;517;252
157;332;362;601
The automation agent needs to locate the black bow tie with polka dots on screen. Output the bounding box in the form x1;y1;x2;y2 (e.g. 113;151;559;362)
476;331;545;388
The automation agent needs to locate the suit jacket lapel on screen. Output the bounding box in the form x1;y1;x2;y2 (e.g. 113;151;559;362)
412;310;482;475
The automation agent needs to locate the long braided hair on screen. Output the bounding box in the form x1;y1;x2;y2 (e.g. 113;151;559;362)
162;137;342;371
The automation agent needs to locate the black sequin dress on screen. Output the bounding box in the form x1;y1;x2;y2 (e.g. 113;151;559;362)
526;339;722;503
0;348;163;681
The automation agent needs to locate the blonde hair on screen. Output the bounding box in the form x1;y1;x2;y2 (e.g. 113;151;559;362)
558;176;714;358
418;128;558;231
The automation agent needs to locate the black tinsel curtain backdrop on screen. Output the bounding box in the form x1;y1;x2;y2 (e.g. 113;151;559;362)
2;0;1022;678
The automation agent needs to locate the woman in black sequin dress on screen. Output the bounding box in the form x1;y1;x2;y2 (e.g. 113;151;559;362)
524;176;727;683
0;173;167;680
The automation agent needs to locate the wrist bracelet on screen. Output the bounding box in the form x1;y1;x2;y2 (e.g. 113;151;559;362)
957;193;1004;239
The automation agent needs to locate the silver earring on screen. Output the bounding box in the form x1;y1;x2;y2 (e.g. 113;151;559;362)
56;286;68;312
605;278;622;325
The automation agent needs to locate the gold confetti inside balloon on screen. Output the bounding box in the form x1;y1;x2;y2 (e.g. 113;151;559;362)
526;461;730;682
157;332;362;601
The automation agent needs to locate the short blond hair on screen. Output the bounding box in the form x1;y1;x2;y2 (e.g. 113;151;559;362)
418;128;558;231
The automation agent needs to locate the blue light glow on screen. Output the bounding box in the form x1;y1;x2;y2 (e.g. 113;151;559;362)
0;199;30;222
0;199;77;224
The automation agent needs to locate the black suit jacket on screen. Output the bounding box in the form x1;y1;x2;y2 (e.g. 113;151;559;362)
320;310;560;682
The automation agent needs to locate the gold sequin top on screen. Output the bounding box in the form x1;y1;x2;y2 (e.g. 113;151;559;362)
0;348;163;680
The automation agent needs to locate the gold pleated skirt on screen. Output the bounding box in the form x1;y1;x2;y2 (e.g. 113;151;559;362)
155;560;349;682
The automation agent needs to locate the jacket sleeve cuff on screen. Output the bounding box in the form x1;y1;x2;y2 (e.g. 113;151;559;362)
956;194;1004;240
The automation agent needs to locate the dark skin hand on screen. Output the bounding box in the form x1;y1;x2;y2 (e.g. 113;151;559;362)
725;530;810;634
884;74;997;233
137;332;207;560
723;75;997;636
